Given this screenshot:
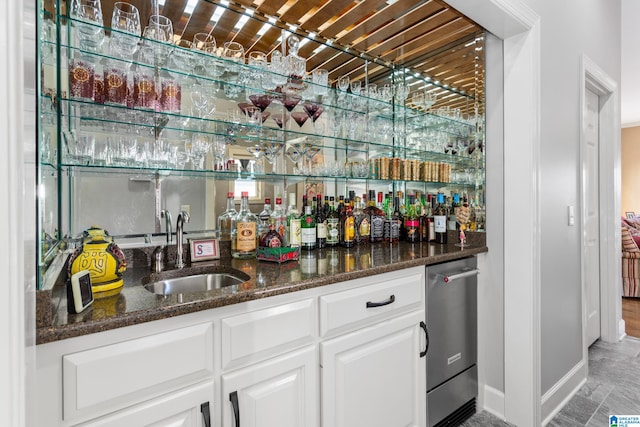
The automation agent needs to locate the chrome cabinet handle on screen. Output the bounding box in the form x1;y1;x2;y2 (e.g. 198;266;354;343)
439;268;479;283
200;402;211;427
420;321;429;357
366;294;396;308
230;391;240;427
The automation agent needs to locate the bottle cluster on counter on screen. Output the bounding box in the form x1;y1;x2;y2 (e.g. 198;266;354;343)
220;189;486;260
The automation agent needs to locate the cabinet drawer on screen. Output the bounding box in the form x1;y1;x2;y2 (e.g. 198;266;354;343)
221;298;315;370
320;269;424;336
63;322;213;423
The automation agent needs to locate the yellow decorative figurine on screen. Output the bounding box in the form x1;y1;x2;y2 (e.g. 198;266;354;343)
68;227;127;297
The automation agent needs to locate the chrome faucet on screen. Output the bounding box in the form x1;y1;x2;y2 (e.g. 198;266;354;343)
161;209;173;244
175;211;190;269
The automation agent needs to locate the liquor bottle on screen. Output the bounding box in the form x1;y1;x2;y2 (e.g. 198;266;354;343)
397;191;406;240
258;197;272;240
316;195;327;249
354;196;370;245
232;191;258;258
326;197;340;247
217;192;237;241
286;192;301;247
301;205;317;250
383;193;393;242
434;193;448;244
260;223;284;248
390;196;401;242
405;194;419;243
419;194;429;242
428;194;436;242
270;197;287;244
365;190;385;243
341;203;355;248
448;193;460;231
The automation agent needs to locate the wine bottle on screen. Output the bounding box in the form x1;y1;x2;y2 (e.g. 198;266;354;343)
434;193;448;244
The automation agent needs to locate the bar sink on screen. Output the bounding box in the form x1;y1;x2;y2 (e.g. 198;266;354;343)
142;268;250;296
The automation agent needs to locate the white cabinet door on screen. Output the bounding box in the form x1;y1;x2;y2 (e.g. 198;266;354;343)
321;310;426;427
76;380;214;427
221;346;318;427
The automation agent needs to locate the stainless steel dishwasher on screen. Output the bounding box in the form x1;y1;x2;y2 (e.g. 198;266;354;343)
426;257;479;427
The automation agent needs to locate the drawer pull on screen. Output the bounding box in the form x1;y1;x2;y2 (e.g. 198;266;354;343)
366;294;396;308
420;321;429;358
201;402;211;427
439;269;479;283
230;391;240;427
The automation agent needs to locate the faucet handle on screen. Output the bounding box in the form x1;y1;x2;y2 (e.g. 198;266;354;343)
152;246;165;273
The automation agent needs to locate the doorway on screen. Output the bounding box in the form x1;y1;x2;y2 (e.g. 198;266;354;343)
583;86;601;346
580;55;621;361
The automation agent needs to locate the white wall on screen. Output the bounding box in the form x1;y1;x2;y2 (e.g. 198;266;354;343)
524;0;620;395
622;0;640;126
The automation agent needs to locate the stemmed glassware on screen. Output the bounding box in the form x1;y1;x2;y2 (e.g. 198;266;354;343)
262;141;285;173
222;41;245;98
246;144;264;173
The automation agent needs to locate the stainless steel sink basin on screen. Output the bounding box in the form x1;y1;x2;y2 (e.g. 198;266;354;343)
143;271;248;296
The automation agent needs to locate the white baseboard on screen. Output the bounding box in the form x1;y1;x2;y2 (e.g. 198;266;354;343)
541;360;586;425
482;385;505;420
619;318;626;341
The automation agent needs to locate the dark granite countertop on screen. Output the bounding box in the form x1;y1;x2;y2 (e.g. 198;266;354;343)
37;240;487;345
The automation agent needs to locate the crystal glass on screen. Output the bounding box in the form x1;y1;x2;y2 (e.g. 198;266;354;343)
312;69;329;96
141;15;173;65
109;2;141;60
337;75;349;92
222;41;245;71
69;0;105;53
269;51;288;87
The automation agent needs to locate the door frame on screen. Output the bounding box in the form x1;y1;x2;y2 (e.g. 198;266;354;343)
445;1;541;425
579;55;622;361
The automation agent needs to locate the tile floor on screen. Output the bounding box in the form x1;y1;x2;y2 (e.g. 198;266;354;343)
461;336;640;426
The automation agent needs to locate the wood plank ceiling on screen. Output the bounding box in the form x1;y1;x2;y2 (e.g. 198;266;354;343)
68;0;485;114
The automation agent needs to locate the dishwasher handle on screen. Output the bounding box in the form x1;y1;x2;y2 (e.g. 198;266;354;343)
438;268;479;283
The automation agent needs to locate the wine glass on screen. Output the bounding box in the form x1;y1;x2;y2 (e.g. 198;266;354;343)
70;0;104;53
142;15;173;65
109;2;141;60
246;144;264;173
222;41;245;97
193;32;217;77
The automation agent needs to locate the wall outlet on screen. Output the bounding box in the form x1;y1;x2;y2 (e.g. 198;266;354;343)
180;204;191;216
